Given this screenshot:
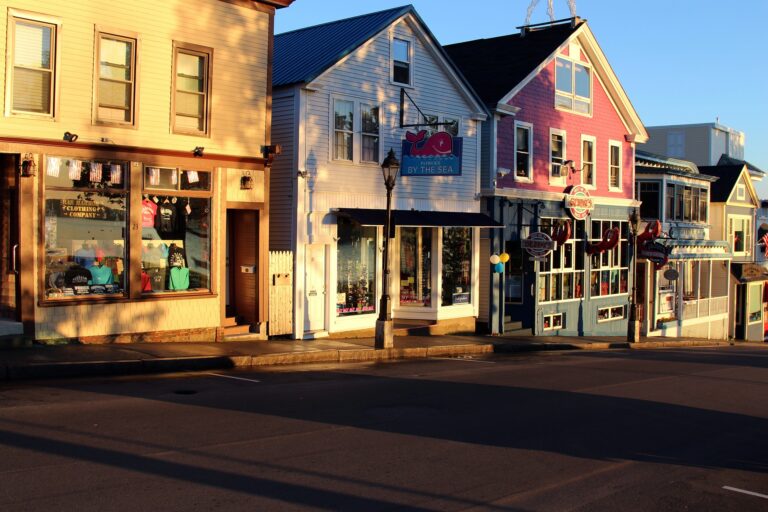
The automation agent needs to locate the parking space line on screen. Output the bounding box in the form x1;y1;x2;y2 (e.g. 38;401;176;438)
205;373;261;383
723;486;768;500
430;357;496;364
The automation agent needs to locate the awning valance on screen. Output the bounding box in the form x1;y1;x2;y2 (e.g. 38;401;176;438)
334;208;503;228
655;239;732;260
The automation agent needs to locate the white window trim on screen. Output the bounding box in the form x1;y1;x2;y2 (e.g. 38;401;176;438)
328;95;383;166
549;128;567;186
93;27;140;128
5;9;62;119
543;312;565;331
390;34;414;87
514;120;534;183
728;214;752;256
580;134;596;189
608;139;623;192
554;51;593;117
597;304;627;323
590;219;629;299
736;184;746;201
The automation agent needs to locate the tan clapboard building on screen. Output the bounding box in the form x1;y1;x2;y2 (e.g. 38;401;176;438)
0;0;293;343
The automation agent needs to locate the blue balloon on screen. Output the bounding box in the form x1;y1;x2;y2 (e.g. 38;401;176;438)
494;262;504;273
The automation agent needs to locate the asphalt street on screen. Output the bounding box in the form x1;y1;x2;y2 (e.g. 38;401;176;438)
0;345;767;511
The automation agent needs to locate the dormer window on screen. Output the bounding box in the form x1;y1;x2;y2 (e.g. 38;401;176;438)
392;38;411;85
555;56;591;115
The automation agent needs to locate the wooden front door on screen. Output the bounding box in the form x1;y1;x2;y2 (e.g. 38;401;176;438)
228;209;258;327
0;155;19;322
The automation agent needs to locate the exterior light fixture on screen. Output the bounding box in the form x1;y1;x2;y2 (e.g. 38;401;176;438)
19;153;37;177
628;207;642;343
63;132;79;143
193;146;205;157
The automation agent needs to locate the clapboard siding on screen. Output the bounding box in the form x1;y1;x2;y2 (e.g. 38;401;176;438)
0;0;270;156
269;91;297;250
300;17;481;210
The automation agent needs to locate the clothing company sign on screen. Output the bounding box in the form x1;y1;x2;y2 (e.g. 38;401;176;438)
522;232;556;259
57;199;108;220
565;185;594;220
401;130;462;176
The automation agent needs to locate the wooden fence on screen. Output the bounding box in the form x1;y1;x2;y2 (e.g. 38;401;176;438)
269;251;293;336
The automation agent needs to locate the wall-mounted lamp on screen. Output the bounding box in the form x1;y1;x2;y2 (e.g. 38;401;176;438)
193;146;205;157
262;144;282;166
240;171;254;190
297;169;308;179
63;131;79;143
19;153;37;177
560;160;582;177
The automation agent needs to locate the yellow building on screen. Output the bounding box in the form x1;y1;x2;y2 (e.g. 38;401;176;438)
0;0;293;342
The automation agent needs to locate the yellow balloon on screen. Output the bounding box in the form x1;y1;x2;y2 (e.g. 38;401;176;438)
499;252;510;263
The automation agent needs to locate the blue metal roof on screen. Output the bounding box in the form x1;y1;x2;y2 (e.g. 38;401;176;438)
273;5;412;87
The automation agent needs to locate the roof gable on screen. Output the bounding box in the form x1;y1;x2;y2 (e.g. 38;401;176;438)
273;6;410;87
444;19;647;141
700;164;758;206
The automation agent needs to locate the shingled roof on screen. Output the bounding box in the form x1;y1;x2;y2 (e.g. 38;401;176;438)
443;21;581;107
273;6;411;87
699;165;747;202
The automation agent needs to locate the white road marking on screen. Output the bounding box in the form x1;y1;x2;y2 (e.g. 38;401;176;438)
723;486;768;500
205;373;261;383
430;357;496;364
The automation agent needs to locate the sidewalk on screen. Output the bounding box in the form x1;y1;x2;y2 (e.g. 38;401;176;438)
0;333;735;381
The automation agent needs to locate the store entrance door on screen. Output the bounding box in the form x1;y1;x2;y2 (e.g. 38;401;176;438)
226;209;258;331
0;155;20;329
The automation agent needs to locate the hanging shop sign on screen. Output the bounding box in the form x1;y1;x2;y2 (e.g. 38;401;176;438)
564;185;594;220
663;268;679;281
522;232;555;259
401;130;463;176
639;241;670;266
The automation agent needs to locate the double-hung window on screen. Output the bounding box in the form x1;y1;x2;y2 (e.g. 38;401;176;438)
392;37;411;85
608;141;622;190
729;216;752;255
636;182;660;219
173;43;212;136
581;135;595;187
515;121;533;180
333;98;381;164
95;32;137;125
555;54;592;114
8;13;58;116
549;129;566;183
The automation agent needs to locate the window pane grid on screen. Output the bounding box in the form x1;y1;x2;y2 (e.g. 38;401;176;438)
12;18;55;115
174;48;210;134
538;219;584;304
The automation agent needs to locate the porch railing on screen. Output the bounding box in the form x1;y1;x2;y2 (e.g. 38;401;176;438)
681;295;729;320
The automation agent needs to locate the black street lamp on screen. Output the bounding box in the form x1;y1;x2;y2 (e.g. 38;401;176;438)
375;148;400;349
628;208;641;343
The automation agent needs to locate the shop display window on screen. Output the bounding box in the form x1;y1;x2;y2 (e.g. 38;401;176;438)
597;305;626;322
141;166;212;294
748;284;762;324
442;227;472;306
336;217;376;316
538;218;584;304
589;220;628;298
543;312;565;331
43;156;128;298
400;227;432;307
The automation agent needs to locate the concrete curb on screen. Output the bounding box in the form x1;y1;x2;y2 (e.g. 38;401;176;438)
0;339;746;381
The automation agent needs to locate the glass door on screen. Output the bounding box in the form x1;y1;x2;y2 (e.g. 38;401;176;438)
399;227;432;307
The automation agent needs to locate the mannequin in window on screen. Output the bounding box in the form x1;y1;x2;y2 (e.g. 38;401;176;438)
74;242;95;267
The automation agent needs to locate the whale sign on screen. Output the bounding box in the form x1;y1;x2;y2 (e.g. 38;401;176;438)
401;130;462;176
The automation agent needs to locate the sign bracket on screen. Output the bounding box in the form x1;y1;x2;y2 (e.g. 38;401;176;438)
399;88;455;129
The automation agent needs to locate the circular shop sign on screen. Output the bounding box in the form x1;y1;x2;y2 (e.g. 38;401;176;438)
565;185;594;220
663;268;679;281
521;232;556;258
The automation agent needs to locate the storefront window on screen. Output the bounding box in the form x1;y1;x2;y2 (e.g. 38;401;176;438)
400;227;431;306
657;266;677;321
44;157;128;298
589;220;628;297
141;167;212;293
504;241;524;302
538;219;584;304
442;227;472;306
336;218;376;316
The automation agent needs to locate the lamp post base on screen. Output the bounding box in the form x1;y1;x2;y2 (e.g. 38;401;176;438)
627;304;640;343
375;319;394;349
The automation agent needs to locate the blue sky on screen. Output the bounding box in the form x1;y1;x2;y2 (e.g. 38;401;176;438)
276;0;768;197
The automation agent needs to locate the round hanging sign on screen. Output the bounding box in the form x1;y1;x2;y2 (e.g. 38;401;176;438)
521;232;556;258
565;185;594;220
663;268;679;281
